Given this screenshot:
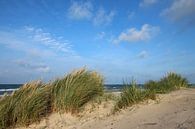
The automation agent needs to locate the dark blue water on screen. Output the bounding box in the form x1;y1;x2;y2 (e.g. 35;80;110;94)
0;84;22;95
104;84;144;92
0;84;144;95
0;84;194;95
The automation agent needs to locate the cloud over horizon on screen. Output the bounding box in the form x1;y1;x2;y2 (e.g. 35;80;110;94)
15;60;50;73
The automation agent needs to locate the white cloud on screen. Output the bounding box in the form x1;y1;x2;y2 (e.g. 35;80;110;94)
0;27;81;83
139;0;158;7
24;26;76;56
93;8;115;26
67;2;115;26
113;24;159;43
137;51;148;59
15;60;50;73
161;0;195;23
0;30;55;58
68;1;93;20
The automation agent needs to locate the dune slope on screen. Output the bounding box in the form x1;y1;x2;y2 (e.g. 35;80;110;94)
18;88;195;129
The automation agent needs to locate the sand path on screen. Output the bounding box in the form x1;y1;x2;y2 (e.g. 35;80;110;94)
80;88;195;129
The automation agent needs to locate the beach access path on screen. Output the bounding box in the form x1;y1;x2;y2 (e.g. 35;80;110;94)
80;88;195;129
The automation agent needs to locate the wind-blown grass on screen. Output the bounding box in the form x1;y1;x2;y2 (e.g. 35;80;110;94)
0;70;189;128
0;68;104;128
0;95;12;128
145;72;188;93
144;80;158;91
114;80;156;111
51;68;104;113
12;82;51;126
0;81;51;128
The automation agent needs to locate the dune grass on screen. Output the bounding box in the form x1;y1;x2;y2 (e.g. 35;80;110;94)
145;72;188;93
0;95;12;128
0;68;104;128
0;81;51;128
51;68;104;113
0;70;189;128
114;72;188;112
114;80;156;111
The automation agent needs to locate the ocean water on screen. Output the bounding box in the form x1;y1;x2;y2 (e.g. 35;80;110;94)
0;84;146;95
1;84;194;95
104;84;144;92
0;84;22;95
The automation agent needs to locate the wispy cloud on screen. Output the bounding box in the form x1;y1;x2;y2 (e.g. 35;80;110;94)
137;50;149;59
93;8;115;26
95;31;106;40
113;24;160;43
15;60;50;73
161;0;195;27
0;30;54;58
0;27;77;58
0;26;79;76
67;2;115;26
67;1;93;20
24;26;77;56
139;0;158;7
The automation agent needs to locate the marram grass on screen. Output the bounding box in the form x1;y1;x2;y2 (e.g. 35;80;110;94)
12;82;51;126
51;68;104;113
114;80;156;112
0;70;189;128
0;68;104;128
144;72;188;93
0;81;51;128
114;72;188;112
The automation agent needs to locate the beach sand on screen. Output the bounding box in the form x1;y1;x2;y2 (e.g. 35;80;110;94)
18;88;195;129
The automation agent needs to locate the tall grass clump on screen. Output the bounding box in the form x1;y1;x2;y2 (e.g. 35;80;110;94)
144;72;188;93
0;95;12;128
144;80;158;91
114;80;156;111
12;82;51;125
0;68;104;128
0;81;51;128
51;68;104;113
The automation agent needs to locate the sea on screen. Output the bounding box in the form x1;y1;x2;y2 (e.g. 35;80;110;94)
0;84;145;95
0;84;194;95
0;84;21;95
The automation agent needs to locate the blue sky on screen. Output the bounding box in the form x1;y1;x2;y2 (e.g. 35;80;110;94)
0;0;195;84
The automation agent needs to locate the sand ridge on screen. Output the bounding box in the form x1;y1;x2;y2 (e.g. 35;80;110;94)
17;88;195;129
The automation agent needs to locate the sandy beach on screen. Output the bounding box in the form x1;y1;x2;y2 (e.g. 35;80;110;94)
18;88;195;129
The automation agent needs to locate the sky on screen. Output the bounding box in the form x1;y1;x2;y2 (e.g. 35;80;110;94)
0;0;195;84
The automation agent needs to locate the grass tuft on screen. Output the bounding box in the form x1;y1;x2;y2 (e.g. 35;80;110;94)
114;80;156;112
51;68;104;113
145;72;188;93
0;68;104;128
0;81;51;128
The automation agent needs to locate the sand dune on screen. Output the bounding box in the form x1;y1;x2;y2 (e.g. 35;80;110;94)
18;88;195;129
